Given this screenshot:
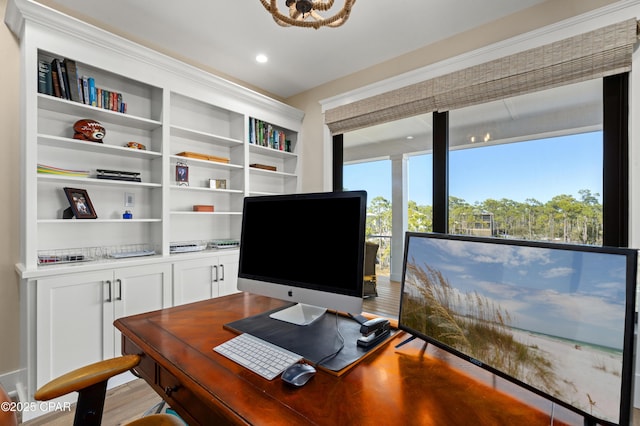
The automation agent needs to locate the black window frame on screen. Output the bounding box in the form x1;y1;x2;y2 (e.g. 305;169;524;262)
334;73;629;247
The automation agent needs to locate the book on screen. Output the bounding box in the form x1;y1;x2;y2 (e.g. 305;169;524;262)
63;59;81;103
88;77;96;106
176;151;230;163
37;60;52;95
51;59;67;99
193;205;214;212
50;63;61;98
81;76;89;104
249;163;277;171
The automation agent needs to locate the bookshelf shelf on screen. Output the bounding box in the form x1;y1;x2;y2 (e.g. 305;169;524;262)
38;218;162;224
37;174;162;188
38;134;162;159
169;185;243;194
168;155;242;171
170;125;243;147
38;94;162;131
248;142;297;159
170;211;243;216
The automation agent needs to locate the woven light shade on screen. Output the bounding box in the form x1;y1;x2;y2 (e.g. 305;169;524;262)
259;0;356;29
325;18;638;135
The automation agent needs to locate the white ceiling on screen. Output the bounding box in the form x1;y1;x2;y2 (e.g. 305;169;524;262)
39;0;547;99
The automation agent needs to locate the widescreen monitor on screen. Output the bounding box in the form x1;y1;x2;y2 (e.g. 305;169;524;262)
398;232;637;426
237;191;366;325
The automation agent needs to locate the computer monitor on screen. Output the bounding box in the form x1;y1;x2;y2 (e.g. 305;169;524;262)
398;232;637;426
237;191;366;325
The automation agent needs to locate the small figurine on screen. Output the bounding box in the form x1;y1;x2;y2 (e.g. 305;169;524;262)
73;119;106;143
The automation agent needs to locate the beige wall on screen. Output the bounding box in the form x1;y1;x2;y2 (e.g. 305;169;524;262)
0;0;620;376
0;0;21;375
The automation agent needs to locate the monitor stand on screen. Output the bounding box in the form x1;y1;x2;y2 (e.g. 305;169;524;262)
269;303;327;326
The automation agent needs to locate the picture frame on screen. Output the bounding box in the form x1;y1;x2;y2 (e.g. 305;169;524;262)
176;163;189;186
63;187;97;219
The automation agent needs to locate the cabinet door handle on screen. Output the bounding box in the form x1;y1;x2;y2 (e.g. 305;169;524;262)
116;279;122;301
106;280;112;303
212;265;218;282
219;264;225;281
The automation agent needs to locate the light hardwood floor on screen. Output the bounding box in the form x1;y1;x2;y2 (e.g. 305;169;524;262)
21;379;163;426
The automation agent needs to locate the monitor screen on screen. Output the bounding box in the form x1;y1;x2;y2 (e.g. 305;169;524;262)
237;191;366;324
398;232;637;426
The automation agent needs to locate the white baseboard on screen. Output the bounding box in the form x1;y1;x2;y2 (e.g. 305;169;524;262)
0;368;25;399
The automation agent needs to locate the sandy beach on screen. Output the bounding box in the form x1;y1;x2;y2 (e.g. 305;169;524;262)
508;327;623;422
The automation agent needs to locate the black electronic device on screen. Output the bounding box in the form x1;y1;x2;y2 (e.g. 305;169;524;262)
398;232;637;426
237;191;367;326
357;317;390;348
281;363;316;387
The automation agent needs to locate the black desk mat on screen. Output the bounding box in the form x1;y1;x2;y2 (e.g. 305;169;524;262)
224;304;396;373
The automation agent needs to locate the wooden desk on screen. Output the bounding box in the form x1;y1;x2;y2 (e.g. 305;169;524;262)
115;293;564;426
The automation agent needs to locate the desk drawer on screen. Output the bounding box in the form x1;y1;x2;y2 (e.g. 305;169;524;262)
158;365;237;425
122;337;156;383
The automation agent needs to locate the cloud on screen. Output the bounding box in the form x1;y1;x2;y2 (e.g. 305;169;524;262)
541;267;573;279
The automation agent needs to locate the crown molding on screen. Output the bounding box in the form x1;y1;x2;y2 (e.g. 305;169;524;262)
5;0;304;123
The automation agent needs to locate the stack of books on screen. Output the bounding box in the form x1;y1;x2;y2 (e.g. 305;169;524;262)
37;164;90;178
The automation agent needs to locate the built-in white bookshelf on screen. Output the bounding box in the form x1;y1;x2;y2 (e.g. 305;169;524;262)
10;10;303;273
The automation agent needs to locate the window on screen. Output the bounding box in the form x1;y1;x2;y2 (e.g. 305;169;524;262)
407;153;433;233
448;79;603;244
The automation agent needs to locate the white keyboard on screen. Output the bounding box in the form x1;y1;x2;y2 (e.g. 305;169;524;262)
214;333;303;380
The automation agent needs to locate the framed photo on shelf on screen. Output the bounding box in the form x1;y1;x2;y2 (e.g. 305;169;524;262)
176;163;189;186
63;187;97;219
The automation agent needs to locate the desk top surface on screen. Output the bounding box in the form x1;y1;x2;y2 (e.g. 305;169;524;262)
114;293;566;426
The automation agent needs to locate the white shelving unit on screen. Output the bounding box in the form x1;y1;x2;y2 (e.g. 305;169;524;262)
8;3;302;274
6;0;303;414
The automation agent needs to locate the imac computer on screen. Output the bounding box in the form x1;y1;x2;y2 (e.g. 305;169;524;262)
237;191;367;325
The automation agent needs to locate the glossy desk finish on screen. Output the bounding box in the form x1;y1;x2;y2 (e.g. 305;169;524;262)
115;293;562;426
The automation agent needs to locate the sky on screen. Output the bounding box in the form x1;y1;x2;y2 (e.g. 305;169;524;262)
404;235;629;350
343;132;603;206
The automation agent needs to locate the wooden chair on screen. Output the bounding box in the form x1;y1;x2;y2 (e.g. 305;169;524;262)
0;355;183;426
363;241;379;297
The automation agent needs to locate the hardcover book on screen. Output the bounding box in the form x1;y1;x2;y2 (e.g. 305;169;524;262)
37;60;52;96
62;58;81;103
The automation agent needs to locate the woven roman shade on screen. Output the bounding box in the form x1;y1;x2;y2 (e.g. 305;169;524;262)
325;18;638;135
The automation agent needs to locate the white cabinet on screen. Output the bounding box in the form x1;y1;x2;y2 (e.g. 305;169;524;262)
34;264;171;390
173;252;239;305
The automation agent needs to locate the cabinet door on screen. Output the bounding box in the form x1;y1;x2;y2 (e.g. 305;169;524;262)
36;271;113;389
217;253;239;297
111;264;172;355
173;258;217;305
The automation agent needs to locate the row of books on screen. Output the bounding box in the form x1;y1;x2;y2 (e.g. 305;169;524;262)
248;117;292;152
38;57;127;113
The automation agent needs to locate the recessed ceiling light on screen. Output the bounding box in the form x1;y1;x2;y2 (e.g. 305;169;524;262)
406;136;414;140
256;54;268;63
